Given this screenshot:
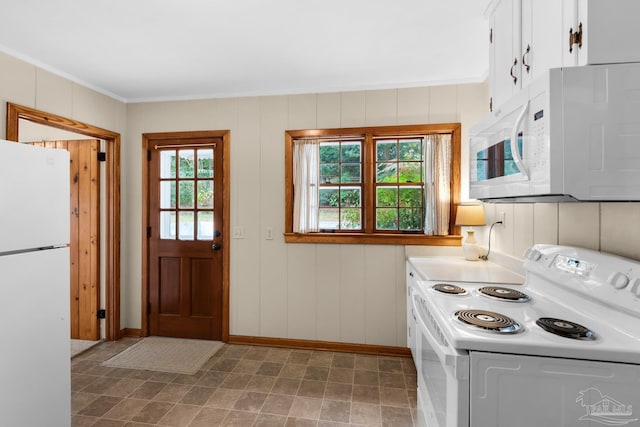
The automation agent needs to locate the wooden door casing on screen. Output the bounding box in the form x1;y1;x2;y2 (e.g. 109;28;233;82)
31;139;100;340
148;138;224;340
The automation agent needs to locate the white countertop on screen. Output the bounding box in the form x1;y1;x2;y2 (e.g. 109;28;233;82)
408;256;525;284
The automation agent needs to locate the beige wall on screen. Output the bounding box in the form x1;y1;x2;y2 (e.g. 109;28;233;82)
0;51;127;334
13;48;640;347
125;84;489;346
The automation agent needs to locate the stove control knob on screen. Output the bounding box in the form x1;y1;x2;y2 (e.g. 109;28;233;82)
525;248;542;261
630;279;640;298
609;272;630;290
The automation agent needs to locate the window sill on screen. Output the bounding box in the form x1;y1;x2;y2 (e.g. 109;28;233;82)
284;232;462;246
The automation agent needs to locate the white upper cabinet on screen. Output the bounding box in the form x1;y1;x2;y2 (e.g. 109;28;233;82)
489;0;521;112
564;0;640;66
488;0;640;111
489;0;564;110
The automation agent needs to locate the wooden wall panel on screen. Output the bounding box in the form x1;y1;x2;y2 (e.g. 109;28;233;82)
286;244;317;340
364;245;398;345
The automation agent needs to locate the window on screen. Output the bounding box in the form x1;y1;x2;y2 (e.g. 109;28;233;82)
285;124;462;245
158;147;215;241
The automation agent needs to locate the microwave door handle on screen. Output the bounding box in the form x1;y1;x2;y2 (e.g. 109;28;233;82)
412;295;467;379
510;104;529;180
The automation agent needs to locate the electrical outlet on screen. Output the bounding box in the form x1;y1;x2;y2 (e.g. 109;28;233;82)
265;227;274;240
498;211;506;226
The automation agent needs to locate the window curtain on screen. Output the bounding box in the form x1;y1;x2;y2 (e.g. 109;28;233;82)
424;134;452;235
293;139;320;233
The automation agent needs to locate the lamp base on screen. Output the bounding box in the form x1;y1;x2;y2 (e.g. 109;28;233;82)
462;229;480;261
462;242;481;261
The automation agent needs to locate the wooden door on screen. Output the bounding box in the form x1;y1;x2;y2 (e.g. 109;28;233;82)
31;139;100;340
148;139;224;340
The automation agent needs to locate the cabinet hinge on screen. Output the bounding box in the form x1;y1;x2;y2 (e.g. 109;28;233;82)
147;150;152;161
97;152;106;162
147;226;152;238
489;28;493;43
489;97;493;113
569;22;583;53
147;302;151;314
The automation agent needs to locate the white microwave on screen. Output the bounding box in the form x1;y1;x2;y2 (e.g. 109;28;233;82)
469;63;640;202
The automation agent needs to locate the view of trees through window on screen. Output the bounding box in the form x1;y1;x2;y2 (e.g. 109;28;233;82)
375;137;424;231
318;137;425;232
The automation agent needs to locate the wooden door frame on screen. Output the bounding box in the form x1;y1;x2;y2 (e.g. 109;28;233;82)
6;102;121;341
142;130;230;342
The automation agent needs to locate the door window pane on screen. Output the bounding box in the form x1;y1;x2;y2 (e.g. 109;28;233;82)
197;181;214;208
160;211;176;239
160;181;176;209
160;150;176;178
197;211;214;240
179;150;195;178
179;181;194;208
197;149;214;178
178;211;194;240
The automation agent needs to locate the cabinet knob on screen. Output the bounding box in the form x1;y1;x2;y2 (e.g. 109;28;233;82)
510;57;518;85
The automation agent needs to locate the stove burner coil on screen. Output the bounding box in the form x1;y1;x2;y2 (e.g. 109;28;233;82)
432;283;467;295
478;286;530;302
455;309;522;334
536;317;594;340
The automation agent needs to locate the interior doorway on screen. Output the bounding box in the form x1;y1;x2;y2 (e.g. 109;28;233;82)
6;102;122;341
30;139;101;340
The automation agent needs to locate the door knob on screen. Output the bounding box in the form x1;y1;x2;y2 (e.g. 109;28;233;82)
211;243;221;251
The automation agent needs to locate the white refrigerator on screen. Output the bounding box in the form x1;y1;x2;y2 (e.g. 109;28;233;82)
0;140;71;426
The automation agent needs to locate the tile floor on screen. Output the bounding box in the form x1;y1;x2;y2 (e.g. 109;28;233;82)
71;338;417;426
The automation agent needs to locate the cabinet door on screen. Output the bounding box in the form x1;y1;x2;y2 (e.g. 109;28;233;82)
490;0;521;110
521;0;565;86
565;0;640;66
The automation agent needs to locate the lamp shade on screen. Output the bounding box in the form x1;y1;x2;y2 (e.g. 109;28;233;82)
455;204;486;226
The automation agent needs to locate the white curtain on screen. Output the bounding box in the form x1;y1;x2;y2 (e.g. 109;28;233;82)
424;134;452;235
293;139;320;233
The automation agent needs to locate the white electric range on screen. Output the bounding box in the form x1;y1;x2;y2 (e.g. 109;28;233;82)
408;244;640;427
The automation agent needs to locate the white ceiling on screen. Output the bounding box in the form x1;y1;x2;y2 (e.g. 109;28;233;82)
0;0;490;103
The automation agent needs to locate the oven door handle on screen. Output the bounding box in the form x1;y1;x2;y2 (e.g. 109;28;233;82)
413;295;469;380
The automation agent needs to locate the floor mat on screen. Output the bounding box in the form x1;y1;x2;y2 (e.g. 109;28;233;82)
101;336;223;375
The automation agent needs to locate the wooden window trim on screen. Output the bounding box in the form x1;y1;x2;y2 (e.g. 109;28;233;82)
285;123;462;246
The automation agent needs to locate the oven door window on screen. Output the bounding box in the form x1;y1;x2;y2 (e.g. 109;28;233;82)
413;293;470;427
418;328;448;426
476;133;524;182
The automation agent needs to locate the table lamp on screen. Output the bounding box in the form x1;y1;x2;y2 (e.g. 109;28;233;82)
455;203;486;261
